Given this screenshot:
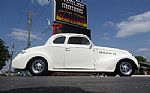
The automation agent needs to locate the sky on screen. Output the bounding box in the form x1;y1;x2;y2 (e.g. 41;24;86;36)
0;0;150;61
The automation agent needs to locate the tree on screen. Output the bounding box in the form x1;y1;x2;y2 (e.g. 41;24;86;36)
0;39;10;69
135;56;147;62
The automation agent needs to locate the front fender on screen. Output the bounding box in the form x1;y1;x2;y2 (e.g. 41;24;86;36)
12;51;54;70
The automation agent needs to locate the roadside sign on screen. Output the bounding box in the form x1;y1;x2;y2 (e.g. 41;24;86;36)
53;22;91;39
54;0;88;28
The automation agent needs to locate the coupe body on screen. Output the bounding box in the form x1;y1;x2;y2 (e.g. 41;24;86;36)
12;33;139;76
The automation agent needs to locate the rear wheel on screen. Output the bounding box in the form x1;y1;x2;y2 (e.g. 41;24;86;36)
28;57;48;76
117;61;135;76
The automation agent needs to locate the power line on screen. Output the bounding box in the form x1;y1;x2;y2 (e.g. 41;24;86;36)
14;0;52;50
29;1;54;43
24;0;53;48
32;1;53;25
30;27;50;43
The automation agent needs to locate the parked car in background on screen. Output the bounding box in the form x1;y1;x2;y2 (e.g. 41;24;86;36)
12;33;139;76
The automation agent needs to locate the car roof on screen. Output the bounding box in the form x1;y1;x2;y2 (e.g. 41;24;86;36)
45;33;89;45
52;33;87;37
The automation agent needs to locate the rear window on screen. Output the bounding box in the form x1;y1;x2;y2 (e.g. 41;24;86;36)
68;37;90;45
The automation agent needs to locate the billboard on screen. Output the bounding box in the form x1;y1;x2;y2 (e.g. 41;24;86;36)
54;0;88;28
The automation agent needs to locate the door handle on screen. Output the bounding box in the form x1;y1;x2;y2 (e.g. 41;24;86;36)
66;48;70;51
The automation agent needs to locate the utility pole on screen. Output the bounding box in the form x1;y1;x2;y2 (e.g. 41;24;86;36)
26;11;33;48
8;44;15;74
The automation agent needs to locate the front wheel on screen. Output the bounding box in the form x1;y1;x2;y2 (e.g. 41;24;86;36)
28;57;48;76
117;61;135;76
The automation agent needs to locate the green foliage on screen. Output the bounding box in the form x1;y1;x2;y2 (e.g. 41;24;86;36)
135;56;147;62
0;39;10;69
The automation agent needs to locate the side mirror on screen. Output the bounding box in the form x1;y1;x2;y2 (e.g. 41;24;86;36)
89;43;93;49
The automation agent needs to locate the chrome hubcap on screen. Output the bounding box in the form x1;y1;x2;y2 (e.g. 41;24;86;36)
120;62;132;75
32;60;45;74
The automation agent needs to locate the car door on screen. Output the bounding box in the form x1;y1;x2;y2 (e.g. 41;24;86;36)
65;36;95;69
49;36;66;68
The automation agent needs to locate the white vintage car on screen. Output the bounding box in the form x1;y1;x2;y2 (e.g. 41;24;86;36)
12;33;139;76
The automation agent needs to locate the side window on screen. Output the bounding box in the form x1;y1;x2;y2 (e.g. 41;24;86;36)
68;37;90;45
53;36;66;44
82;37;90;45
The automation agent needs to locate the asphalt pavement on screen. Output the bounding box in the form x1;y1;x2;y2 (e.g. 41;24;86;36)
0;76;150;93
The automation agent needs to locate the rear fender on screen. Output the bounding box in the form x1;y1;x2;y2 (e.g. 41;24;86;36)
95;55;138;72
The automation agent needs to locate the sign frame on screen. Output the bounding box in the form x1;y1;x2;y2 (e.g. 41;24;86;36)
53;0;88;28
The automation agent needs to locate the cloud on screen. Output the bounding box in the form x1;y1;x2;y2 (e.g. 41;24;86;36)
9;28;41;41
138;48;150;55
116;11;150;38
32;0;50;6
100;33;111;40
104;21;115;27
9;28;28;41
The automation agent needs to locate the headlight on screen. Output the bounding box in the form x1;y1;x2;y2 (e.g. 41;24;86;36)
21;50;26;54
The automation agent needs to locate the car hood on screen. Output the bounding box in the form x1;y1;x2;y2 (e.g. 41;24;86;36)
94;46;131;55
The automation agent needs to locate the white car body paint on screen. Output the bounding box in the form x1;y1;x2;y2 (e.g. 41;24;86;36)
12;33;139;72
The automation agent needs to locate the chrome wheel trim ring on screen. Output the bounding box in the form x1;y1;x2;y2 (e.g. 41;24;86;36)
31;59;45;74
120;62;133;75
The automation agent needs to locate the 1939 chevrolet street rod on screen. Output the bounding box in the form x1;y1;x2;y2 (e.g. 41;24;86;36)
12;33;139;76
